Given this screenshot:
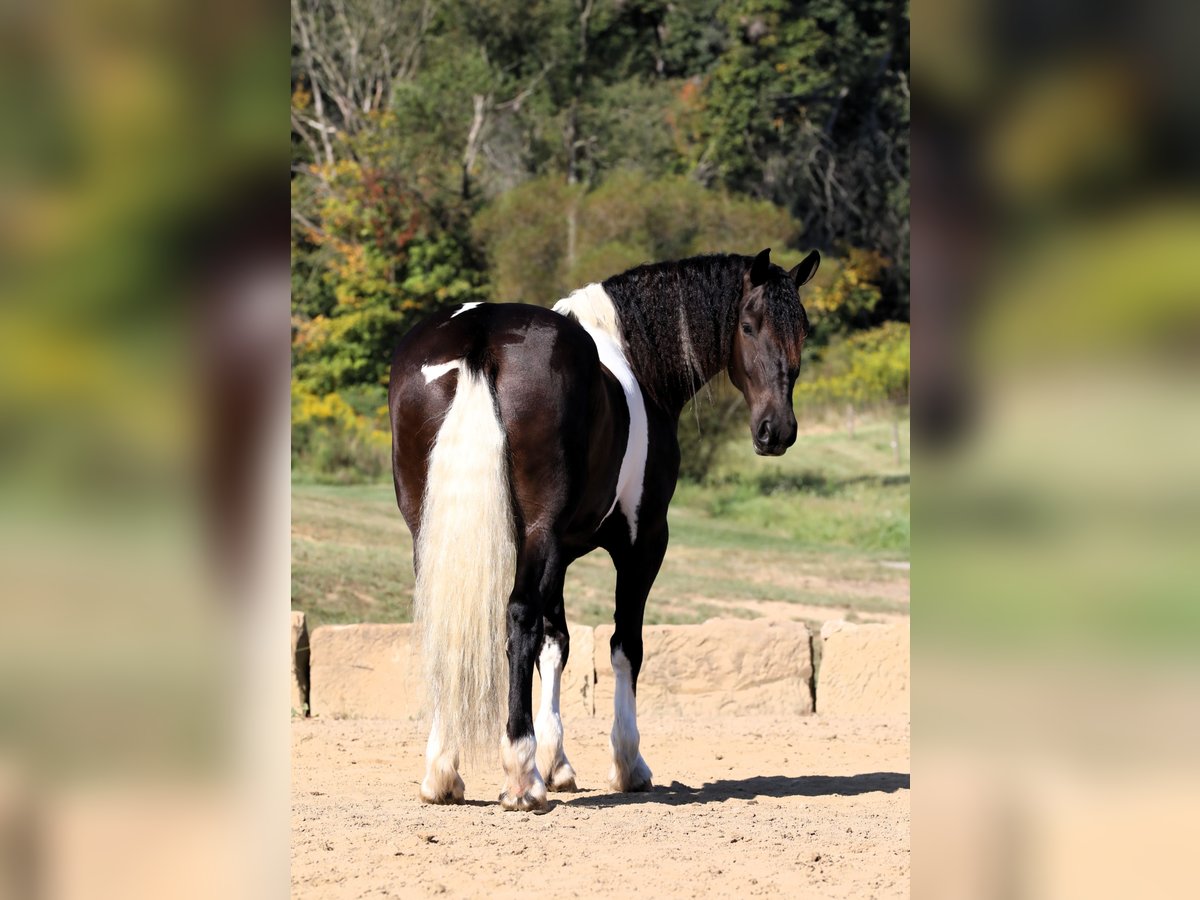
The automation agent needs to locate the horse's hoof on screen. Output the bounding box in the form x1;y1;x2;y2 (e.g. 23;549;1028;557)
610;774;653;793
609;757;653;793
546;763;578;793
419;774;465;805
498;785;549;813
419;787;465;805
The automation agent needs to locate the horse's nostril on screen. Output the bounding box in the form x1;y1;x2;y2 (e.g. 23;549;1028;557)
756;420;773;444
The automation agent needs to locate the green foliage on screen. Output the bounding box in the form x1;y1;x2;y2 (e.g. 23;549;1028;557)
802;247;889;344
292;385;390;484
291;0;910;479
578;170;798;266
470;178;585;304
474;170;800;304
291;143;488;396
796;321;910;412
676;381;749;484
703;0;831;187
578;78;690;178
698;0;909;312
847;321;911;405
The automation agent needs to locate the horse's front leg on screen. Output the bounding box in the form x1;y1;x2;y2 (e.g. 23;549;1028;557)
499;535;558;812
608;524;668;792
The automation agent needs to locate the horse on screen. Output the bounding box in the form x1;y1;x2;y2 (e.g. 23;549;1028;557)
388;247;819;812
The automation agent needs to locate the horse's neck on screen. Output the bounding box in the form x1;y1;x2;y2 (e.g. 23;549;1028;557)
618;270;741;416
637;315;712;420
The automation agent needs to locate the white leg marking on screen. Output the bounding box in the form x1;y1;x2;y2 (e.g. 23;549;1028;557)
420;359;463;384
419;717;465;804
609;647;653;792
499;733;548;812
450;301;482;318
534;641;577;791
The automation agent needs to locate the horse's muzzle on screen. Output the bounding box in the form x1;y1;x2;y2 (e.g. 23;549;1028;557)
752;417;796;456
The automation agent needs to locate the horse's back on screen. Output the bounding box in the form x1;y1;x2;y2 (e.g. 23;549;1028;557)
389;302;602;426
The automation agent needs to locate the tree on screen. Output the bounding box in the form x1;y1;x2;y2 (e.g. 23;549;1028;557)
289;0;911;481
291;0;436;168
698;0;909;317
474;170;800;304
291;154;487;397
796;321;909;458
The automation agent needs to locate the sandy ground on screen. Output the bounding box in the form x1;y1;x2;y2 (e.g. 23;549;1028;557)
292;713;909;898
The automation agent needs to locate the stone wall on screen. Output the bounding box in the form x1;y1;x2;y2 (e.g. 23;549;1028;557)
593;619;813;717
294;617;908;721
308;623;424;720
817;620;910;717
291;611;309;716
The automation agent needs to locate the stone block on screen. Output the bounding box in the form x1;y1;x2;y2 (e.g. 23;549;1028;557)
817;620;909;717
593;619;814;717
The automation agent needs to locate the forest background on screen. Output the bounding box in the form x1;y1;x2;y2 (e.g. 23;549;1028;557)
291;0;910;484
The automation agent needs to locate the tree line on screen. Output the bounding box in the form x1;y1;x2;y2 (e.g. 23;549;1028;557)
291;0;909;481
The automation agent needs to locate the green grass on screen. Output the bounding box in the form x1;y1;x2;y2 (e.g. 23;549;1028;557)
291;483;418;627
292;416;909;631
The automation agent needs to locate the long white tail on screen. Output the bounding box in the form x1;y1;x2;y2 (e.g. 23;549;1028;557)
415;362;515;761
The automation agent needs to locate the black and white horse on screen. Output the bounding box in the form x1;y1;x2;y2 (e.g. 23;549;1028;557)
388;248;818;811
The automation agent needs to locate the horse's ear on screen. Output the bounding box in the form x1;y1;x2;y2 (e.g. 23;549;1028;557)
789;250;820;287
749;248;772;286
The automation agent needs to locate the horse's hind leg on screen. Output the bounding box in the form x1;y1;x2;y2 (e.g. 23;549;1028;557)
411;533;465;806
535;575;578;792
607;524;668;792
498;534;560;812
420;713;465;804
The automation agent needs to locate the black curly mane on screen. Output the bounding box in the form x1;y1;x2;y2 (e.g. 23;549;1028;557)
602;254;808;412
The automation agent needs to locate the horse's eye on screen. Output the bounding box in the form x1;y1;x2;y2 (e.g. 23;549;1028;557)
741;323;753;336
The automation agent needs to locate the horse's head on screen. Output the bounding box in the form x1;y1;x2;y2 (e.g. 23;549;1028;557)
728;247;820;456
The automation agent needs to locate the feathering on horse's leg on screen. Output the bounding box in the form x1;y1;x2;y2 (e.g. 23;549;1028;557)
536;583;577;792
419;713;465;804
607;524;668;792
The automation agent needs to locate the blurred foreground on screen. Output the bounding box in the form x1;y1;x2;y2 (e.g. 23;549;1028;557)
915;0;1200;895
0;0;289;898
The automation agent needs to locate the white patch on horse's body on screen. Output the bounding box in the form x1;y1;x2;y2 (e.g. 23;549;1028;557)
420;358;463;384
553;284;649;543
419;716;465;804
499;733;548;812
450;301;482;318
608;646;653;792
534;640;577;791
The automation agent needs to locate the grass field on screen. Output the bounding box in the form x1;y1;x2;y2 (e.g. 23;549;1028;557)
292;416;909;634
